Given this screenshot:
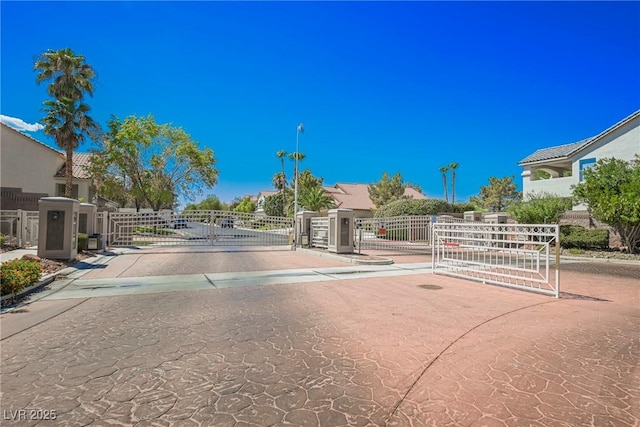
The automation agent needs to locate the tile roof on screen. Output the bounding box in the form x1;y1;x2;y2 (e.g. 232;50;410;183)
519;109;640;165
330;183;426;211
518;138;593;164
55;152;93;179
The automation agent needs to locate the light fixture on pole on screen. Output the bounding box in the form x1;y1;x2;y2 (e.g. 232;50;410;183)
293;122;304;249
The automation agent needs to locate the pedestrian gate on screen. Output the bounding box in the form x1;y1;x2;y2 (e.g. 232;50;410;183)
108;210;292;247
432;223;560;297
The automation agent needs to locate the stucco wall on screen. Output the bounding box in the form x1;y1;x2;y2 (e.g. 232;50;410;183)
1;125;62;196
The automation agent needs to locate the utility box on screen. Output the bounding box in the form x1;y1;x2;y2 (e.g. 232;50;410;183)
464;211;483;222
484;213;508;224
87;234;102;251
296;210;318;248
79;203;97;235
327;208;354;254
37;197;80;260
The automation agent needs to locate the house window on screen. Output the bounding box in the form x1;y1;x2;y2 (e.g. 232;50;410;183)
579;158;596;182
56;184;79;199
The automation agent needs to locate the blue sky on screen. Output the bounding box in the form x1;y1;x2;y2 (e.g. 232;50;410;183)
2;1;639;205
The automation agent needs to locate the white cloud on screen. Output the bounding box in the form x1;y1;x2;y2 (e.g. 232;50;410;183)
0;115;45;132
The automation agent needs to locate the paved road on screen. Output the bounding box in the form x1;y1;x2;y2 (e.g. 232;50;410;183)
0;248;638;426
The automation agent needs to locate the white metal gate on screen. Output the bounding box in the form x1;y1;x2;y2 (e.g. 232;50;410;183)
0;210;39;248
354;216;433;253
107;210;292;247
432;223;560;297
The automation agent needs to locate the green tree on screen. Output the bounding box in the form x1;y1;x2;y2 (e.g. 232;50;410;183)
299;187;335;213
90;114;218;211
374;199;452;217
439;166;449;203
368;172;407;208
470;176;522;212
263;194;285;217
234;197;256;213
297;169;323;193
35;48;98;198
508;192;572;224
573;156;640;253
449;162;459;204
185;195;224;211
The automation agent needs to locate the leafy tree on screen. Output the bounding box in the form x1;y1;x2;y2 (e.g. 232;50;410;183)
90;114;218;211
573;156;640;253
297;169;323;193
374;199;452;217
470;176;522;212
368;172;407;208
35;48;98;198
185;195;224;211
299;187;335;213
439;166;449;203
508;192;572;224
263;194;285;217
449;162;459;204
234;197;256;213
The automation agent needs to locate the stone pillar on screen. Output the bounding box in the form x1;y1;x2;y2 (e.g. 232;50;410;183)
296;210;318;248
37;197;80;260
79;203;97;235
328;208;354;254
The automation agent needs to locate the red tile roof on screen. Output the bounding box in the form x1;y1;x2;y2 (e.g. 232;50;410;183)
55;152;93;180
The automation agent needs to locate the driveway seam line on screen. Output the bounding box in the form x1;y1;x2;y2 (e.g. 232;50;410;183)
204;275;218;289
384;298;559;425
1;298;89;341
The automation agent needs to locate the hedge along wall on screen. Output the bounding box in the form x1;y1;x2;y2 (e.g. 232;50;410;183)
560;211;621;248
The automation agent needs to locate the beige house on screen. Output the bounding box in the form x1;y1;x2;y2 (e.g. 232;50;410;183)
324;183;426;218
519;110;640;209
254;183;426;218
0;123;97;210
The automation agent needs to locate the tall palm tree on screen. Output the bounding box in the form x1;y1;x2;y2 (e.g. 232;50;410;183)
35;48;97;198
439;166;449;203
276;150;288;215
35;48;96;100
449;162;459;204
288;151;306;191
42;98;99;198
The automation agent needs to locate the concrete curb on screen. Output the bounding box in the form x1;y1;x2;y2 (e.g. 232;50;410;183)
296;247;394;265
559;255;640;265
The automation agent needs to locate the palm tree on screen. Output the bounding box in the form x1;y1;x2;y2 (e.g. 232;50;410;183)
449;162;459;204
439;166;449;203
35;48;97;198
41;98;99;198
35;48;96;100
276;150;288;215
298;187;335;213
288;151;306;191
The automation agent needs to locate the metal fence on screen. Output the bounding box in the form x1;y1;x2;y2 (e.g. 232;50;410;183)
0;210;39;248
432;223;560;297
354;216;433;253
108;210;292;247
311;217;329;248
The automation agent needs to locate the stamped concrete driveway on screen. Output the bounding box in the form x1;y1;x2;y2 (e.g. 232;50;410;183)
0;248;638;426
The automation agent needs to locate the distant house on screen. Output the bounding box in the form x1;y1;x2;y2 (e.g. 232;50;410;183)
518;110;640;209
255;183;426;218
254;190;279;216
0;123;115;211
325;183;426;218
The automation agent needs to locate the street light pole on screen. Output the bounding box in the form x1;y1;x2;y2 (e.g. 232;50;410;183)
293;122;304;249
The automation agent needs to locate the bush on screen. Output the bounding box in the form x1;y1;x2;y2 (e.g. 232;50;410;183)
375;199;452;218
0;235;5;246
450;203;477;214
560;225;609;249
1;259;42;296
78;233;88;251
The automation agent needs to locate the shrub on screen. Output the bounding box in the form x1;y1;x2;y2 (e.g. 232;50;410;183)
1;259;42;296
78;233;88;251
0;235;5;246
375;199;452;218
450;203;477;214
560;225;609;249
